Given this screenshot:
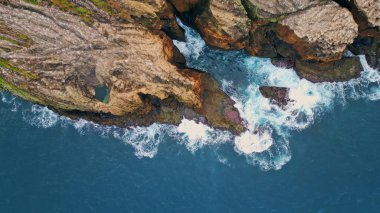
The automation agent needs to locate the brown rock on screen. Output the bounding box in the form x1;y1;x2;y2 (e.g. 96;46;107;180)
246;21;297;58
294;57;363;83
278;2;358;62
271;58;295;69
259;86;290;106
349;37;380;70
245;0;319;19
0;1;245;134
168;0;205;13
353;0;380;29
194;0;251;49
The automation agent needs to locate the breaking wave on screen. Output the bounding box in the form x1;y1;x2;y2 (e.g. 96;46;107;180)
1;21;380;170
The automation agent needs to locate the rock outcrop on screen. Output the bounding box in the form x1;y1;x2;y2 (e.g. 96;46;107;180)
0;0;245;134
194;0;251;49
344;0;380;70
259;86;290;106
294;57;363;83
353;0;380;29
244;0;319;19
278;2;358;62
168;0;205;13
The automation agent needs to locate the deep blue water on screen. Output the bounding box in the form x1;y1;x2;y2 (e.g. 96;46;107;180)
0;95;379;213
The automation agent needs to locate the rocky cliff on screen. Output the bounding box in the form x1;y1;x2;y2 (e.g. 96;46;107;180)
0;0;245;134
1;0;379;133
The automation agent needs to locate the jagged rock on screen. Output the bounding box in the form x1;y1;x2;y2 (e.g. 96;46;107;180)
349;37;380;70
168;0;205;13
353;0;380;29
194;0;251;49
0;1;245;134
259;86;290;106
343;0;380;70
278;2;358;62
244;0;319;19
294;57;363;82
246;21;297;58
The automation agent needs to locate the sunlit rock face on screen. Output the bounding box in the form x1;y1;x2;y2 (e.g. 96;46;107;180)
194;0;251;49
245;0;320;18
353;0;380;29
0;0;245;134
278;2;358;62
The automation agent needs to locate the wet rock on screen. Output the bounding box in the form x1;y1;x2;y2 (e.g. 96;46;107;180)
343;0;380;70
349;37;380;70
271;58;295;69
259;86;290;106
294;57;364;83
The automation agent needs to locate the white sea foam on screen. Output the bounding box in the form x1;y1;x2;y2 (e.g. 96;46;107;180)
1;20;380;170
174;18;205;60
22;105;59;128
175;118;232;153
235;130;273;154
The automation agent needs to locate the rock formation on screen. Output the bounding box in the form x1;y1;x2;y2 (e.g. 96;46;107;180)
194;0;251;49
0;0;245;134
259;86;290;106
353;0;380;29
1;0;380;134
294;57;363;83
345;0;380;70
244;0;319;19
278;2;358;62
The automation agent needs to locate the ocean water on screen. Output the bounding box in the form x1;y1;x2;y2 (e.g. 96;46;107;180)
0;22;380;212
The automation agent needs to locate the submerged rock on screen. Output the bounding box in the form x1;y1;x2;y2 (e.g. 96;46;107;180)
294;57;363;83
259;86;290;106
0;0;245;134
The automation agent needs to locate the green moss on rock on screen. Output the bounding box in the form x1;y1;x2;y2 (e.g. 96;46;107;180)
0;58;38;80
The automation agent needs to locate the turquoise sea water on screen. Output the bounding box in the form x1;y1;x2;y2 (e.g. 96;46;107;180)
1;23;380;212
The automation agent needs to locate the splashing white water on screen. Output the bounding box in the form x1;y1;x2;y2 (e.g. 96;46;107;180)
1;21;380;170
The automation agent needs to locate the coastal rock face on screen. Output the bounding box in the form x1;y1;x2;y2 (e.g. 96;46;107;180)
259;86;290;106
245;0;319;18
294;57;363;82
194;0;251;49
353;0;380;28
0;1;245;133
346;0;380;70
278;2;358;62
168;0;205;12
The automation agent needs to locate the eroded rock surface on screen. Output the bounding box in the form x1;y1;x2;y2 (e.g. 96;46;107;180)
0;0;245;134
195;0;251;49
278;2;358;62
294;57;363;82
245;0;319;18
259;86;290;106
353;0;380;28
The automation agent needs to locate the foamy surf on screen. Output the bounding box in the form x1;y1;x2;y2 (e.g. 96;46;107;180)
1;21;380;170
